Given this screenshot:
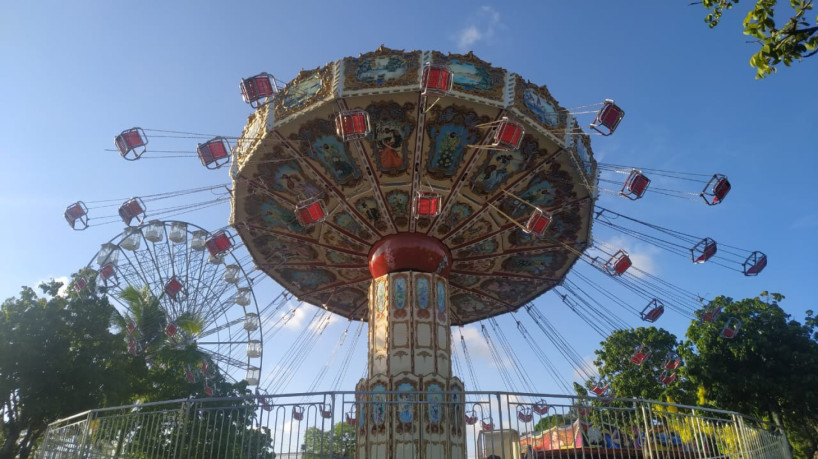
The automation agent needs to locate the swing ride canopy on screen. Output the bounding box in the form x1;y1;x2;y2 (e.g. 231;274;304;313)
230;47;598;325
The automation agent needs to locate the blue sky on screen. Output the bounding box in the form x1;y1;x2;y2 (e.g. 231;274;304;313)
1;1;816;395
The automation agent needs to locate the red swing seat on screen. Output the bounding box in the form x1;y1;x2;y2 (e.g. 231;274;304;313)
590;100;625;136
659;370;676;385
721;318;741;339
295;199;326;227
335;109;371;141
240;73;276;108
640;299;665;323
631;345;651;365
702;305;722;323
664;352;682;370
620;169;650;200
517;406;534;423
532;399;551;415
413;190;441;218
65;202;89;230
491;117;524;151
524;209;552;237
421;63;453;96
604;250;632;276
197;137;231;169
701;174;731;205
115;127;148;160
118;197;147;226
743;251;767;276
691;237;718;264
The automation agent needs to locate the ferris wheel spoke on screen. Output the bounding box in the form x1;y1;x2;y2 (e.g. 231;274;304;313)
87;220;262;386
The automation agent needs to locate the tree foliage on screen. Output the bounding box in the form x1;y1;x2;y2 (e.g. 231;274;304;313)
685;293;818;457
592;327;696;404
699;0;818;77
303;422;357;458
0;275;269;458
0;278;133;459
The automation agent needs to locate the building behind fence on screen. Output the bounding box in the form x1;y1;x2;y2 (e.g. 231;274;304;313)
37;391;791;459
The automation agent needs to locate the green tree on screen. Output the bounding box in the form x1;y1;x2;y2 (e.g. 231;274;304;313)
303;422;356;458
698;0;818;77
0;277;134;459
592;327;696;405
685;293;818;457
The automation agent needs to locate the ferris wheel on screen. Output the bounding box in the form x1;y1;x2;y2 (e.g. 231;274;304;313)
85;219;263;386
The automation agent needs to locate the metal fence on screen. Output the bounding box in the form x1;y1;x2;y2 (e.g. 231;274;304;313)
37;391;791;459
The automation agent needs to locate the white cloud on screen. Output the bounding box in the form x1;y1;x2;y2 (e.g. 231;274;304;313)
454;6;502;51
457;325;492;360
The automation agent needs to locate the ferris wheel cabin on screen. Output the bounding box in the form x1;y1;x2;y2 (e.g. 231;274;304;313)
205;230;235;257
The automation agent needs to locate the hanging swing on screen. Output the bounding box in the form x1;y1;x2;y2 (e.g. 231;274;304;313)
335;109;371;142
640;298;665;323
720;318;741;339
659;370;676;385
64;201;89;230
413;189;442;219
663;352;682;370
532;399;551;415
292;405;305;421
345;407;357;425
700;174;731;206
517;405;534;423
465;409;478;425
701;305;723;323
295;197;327;227
742;251;767;276
691;237;718;264
604;249;632;276
590;99;625;136
118;197;147;226
481;416;495;432
620;169;650;200
115;127;148;160
631;345;651;365
240;72;276;108
197;137;231;170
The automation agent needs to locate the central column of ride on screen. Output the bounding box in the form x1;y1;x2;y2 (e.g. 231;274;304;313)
356;233;466;459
